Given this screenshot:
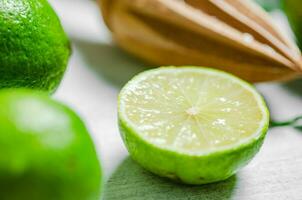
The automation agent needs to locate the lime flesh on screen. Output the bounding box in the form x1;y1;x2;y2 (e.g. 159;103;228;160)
118;67;269;184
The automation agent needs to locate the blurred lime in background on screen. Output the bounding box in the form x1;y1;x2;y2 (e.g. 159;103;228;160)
283;0;302;50
0;0;71;93
0;89;102;200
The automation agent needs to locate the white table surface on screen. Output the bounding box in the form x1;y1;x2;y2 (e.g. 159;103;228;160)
49;0;302;199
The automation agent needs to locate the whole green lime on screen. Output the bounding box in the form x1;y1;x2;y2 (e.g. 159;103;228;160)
0;0;71;93
0;89;101;200
283;0;302;50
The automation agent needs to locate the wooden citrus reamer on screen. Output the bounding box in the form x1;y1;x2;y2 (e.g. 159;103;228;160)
98;0;302;82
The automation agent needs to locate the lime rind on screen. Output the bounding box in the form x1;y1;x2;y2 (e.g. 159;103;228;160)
119;115;267;184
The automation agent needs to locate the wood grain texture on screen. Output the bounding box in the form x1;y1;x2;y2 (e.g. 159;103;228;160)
98;0;302;82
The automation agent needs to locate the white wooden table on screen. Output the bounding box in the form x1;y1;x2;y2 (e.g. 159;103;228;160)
50;0;302;199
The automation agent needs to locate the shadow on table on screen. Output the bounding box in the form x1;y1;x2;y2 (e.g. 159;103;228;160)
273;77;302;129
281;77;302;98
103;157;237;200
72;38;151;88
73;36;302;97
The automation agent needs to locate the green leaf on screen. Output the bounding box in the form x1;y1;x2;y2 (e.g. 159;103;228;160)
283;0;302;50
254;0;281;11
270;116;302;129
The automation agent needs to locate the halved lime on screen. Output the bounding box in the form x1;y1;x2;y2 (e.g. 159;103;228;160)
118;67;269;185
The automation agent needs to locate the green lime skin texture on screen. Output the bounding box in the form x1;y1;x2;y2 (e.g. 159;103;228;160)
0;0;71;93
283;0;302;50
0;89;101;200
119;123;266;185
118;67;269;185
